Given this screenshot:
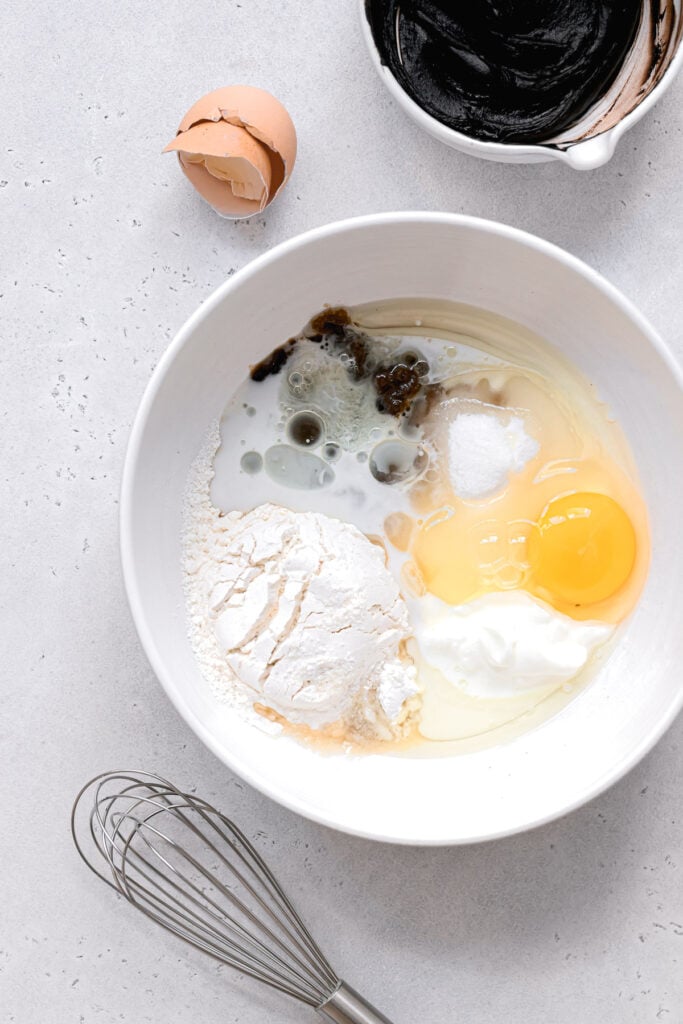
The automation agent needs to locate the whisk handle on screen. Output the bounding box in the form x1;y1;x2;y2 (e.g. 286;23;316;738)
317;982;395;1024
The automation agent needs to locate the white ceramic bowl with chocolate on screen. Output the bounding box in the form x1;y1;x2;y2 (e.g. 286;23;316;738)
360;0;683;169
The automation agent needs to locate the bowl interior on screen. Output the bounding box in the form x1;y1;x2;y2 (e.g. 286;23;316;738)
122;214;683;844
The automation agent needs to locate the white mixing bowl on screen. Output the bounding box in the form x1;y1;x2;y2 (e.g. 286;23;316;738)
121;213;683;844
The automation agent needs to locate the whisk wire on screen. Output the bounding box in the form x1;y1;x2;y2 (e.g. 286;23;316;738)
110;813;326;1002
196;805;340;986
146;794;332;988
152;783;337;989
71;771;340;1007
120;814;327;1001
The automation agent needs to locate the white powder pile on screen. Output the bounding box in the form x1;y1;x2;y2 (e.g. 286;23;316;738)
182;429;419;740
448;413;539;500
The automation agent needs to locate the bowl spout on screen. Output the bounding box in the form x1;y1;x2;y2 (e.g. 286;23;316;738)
561;132;618;170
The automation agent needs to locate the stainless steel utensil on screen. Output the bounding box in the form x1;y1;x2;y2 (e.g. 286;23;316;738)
71;770;395;1023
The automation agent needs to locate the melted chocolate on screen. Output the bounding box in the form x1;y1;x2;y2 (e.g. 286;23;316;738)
365;0;650;144
308;307;371;380
374;361;422;415
250;339;296;381
252;305;438;421
308;306;353;335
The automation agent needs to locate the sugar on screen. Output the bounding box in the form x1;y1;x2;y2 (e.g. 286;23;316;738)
448;413;539;500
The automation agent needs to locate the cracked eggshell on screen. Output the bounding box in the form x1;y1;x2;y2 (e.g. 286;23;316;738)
164;85;297;219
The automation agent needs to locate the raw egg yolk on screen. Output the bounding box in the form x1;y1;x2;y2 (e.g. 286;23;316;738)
530;492;636;607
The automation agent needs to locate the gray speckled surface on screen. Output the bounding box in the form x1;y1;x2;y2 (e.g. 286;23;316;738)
3;1;683;1021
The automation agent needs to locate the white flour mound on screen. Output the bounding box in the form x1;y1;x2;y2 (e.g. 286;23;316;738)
182;427;419;740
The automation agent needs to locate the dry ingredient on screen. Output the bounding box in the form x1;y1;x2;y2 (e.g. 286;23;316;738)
183;443;419;740
448;412;539;500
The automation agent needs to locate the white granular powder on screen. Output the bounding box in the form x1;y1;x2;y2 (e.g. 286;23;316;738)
448;413;539;500
182;425;419;740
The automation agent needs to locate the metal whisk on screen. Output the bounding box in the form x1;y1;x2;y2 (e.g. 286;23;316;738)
71;770;394;1023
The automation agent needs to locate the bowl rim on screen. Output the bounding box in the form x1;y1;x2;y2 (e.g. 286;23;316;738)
357;0;683;167
120;211;683;845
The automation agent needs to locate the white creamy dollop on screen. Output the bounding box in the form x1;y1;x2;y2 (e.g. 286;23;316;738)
412;590;613;698
448;412;539;499
185;501;419;734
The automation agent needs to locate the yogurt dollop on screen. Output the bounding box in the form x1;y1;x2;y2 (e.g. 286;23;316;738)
412;590;613;699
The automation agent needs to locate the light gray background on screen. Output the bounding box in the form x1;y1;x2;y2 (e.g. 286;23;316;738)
3;1;682;1021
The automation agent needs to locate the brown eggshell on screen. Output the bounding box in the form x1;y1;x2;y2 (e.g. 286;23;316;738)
164;120;272;214
177;154;263;218
166;85;297;218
